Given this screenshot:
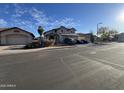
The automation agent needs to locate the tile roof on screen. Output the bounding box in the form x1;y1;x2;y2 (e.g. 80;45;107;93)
0;27;35;37
44;26;76;34
0;28;10;31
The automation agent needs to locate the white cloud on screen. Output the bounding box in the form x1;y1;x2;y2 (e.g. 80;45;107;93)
0;5;10;14
46;17;80;30
30;7;49;27
12;4;28;18
27;7;79;30
0;19;7;27
3;4;80;32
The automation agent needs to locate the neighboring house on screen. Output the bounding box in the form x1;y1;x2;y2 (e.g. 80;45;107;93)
115;33;124;42
44;26;78;43
0;27;34;45
77;33;92;42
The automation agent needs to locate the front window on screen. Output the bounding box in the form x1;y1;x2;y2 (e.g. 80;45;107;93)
61;30;63;33
14;30;20;32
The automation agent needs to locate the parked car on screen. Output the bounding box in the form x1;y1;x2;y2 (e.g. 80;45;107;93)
75;39;89;44
75;40;83;44
63;38;75;45
24;42;41;49
81;40;89;44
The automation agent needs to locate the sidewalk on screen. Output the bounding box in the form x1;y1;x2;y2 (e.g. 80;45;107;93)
0;46;12;52
0;44;91;56
0;45;76;56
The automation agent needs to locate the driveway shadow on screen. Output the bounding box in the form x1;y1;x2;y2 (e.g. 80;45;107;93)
4;45;25;50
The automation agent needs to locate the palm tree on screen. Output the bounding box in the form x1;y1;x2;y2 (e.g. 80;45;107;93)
38;26;44;37
37;26;44;46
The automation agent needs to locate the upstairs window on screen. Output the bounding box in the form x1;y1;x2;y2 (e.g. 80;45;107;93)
55;30;57;33
61;30;63;33
14;30;20;32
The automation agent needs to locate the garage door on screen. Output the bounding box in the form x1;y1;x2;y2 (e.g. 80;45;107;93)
6;35;28;45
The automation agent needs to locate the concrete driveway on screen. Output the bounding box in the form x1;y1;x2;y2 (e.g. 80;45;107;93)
0;46;11;51
0;45;25;55
0;45;25;50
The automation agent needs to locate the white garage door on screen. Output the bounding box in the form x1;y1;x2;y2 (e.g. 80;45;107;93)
6;35;28;45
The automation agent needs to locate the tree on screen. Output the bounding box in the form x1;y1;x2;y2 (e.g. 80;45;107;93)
97;27;118;41
37;26;45;47
38;26;44;37
97;27;109;41
109;29;118;37
90;31;94;43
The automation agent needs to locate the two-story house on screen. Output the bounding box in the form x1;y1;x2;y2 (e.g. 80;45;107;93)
77;33;92;42
44;26;78;44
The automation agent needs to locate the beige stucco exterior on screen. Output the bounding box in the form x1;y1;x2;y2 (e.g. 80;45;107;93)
44;26;77;43
77;33;91;42
57;28;75;34
117;33;124;42
0;28;34;45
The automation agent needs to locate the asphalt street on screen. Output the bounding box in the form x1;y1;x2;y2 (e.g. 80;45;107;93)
0;43;124;89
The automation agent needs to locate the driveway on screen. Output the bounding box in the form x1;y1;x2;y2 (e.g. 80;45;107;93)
0;46;11;52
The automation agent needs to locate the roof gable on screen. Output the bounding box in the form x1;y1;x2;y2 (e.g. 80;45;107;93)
44;26;76;34
0;27;35;37
0;28;10;31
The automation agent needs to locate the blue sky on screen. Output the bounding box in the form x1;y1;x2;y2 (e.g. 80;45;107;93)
0;3;124;36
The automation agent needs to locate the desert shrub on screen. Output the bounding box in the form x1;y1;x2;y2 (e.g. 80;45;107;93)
24;42;41;49
44;40;54;47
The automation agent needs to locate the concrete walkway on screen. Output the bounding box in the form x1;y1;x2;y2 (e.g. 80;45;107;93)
0;46;11;52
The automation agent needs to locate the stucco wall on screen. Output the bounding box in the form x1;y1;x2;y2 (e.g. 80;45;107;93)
0;28;33;45
59;35;78;43
57;28;75;34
